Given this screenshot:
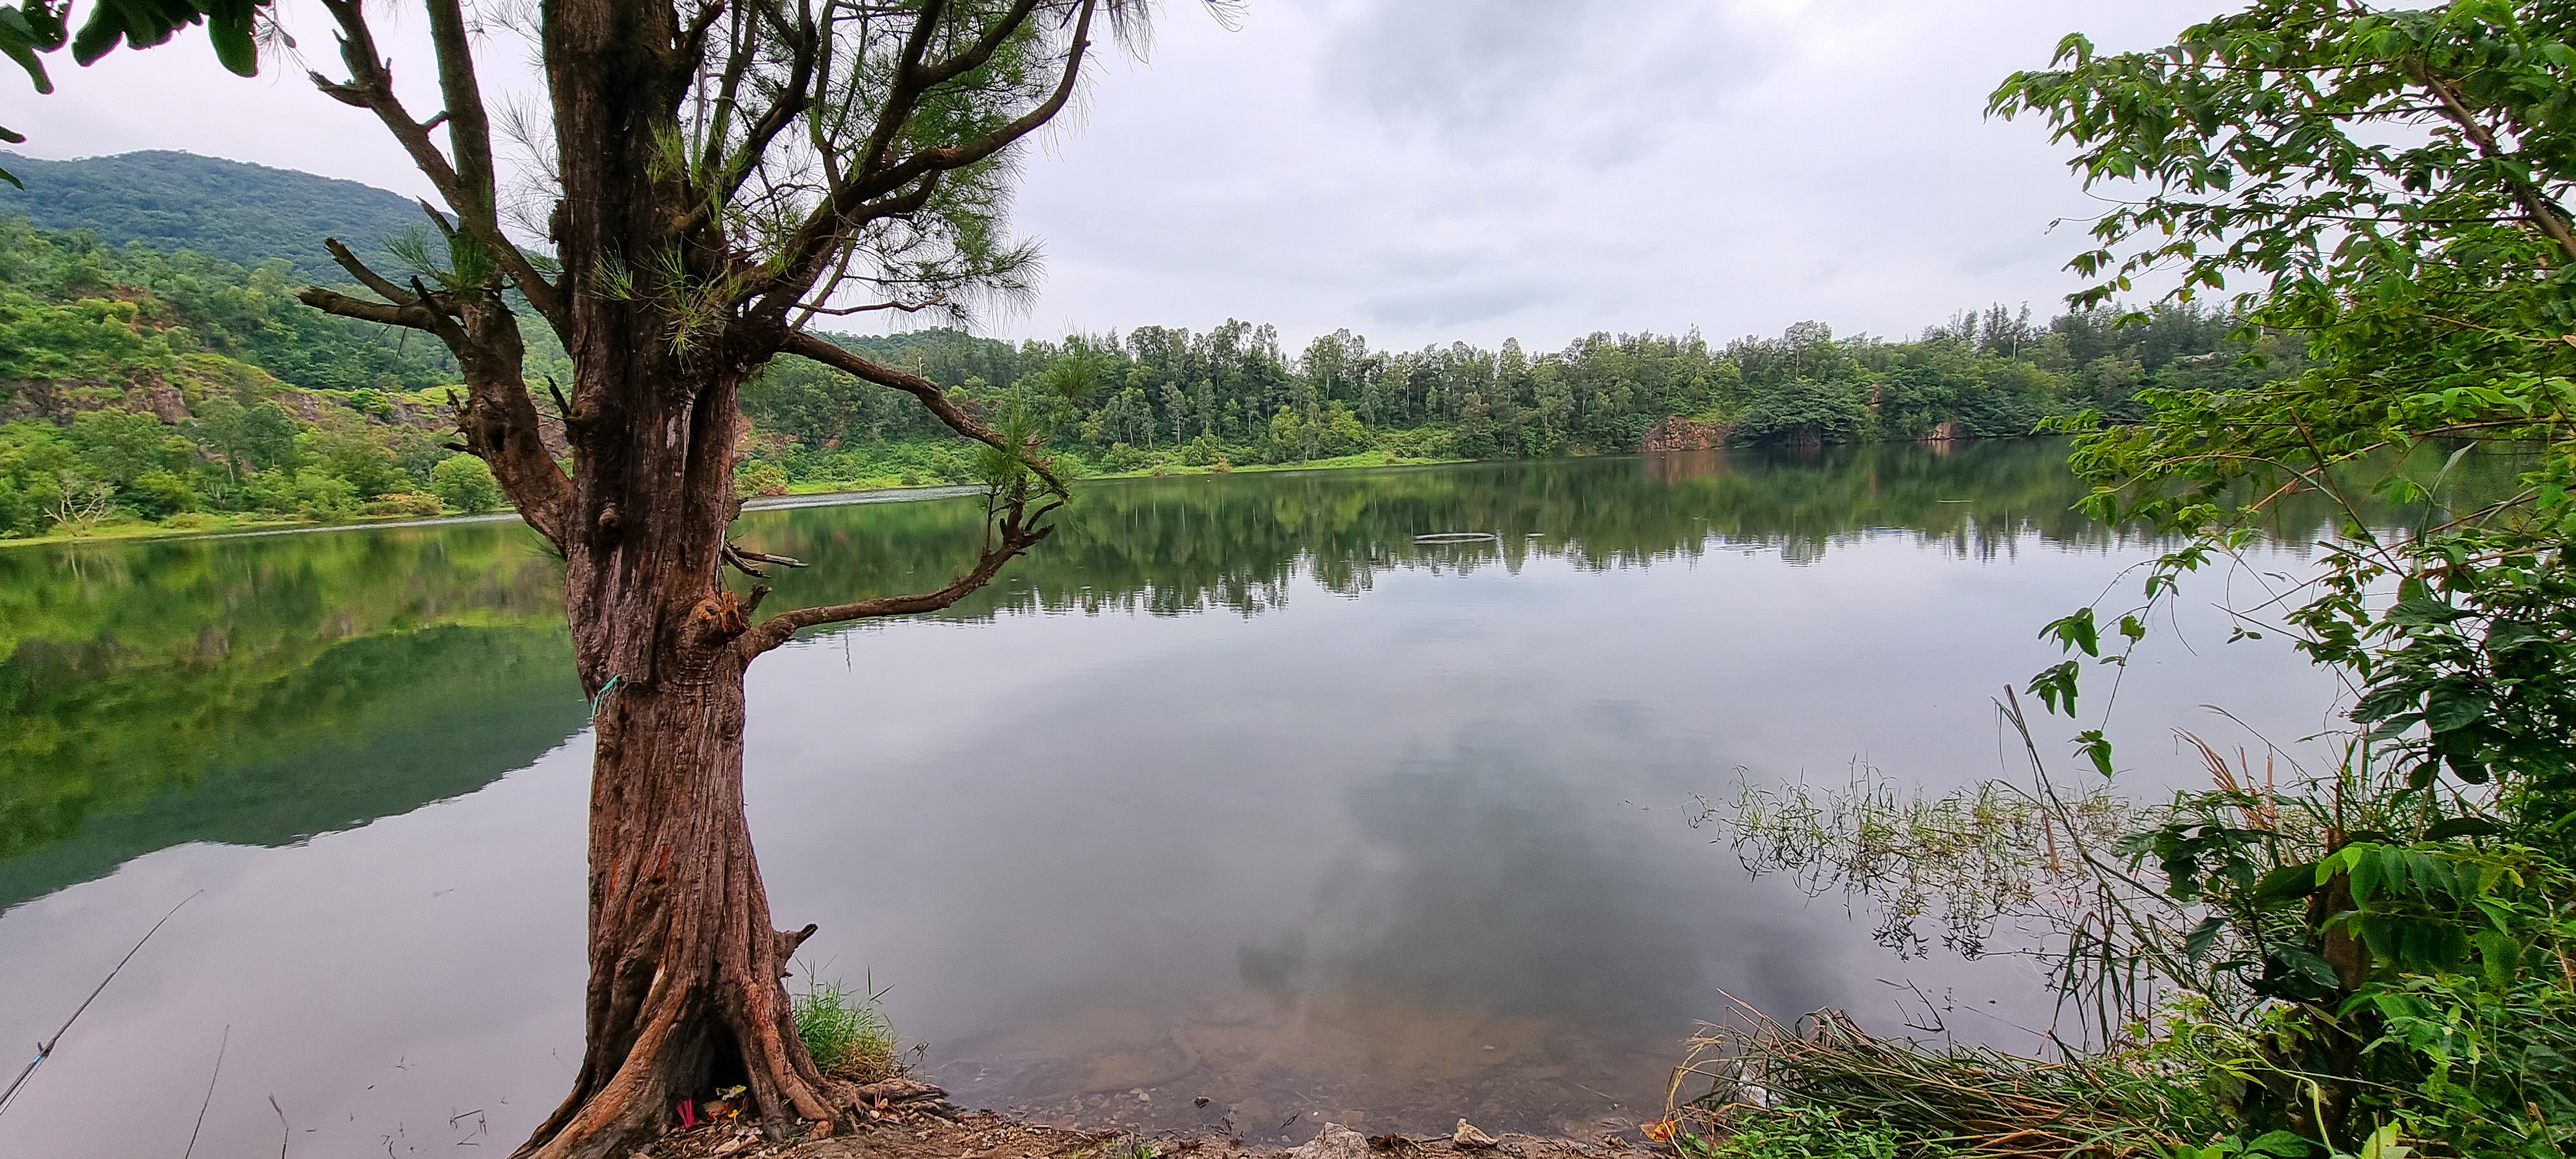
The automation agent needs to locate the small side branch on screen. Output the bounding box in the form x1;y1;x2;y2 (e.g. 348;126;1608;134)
296;285;447;333
722;540;807;579
323;238;419;304
741;500;1052;655
2407;56;2576;265
779;330;1065;494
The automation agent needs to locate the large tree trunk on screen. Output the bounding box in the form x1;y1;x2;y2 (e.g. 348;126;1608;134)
506;332;850;1159
506;261;841;1158
504;0;851;1148
516;655;845;1159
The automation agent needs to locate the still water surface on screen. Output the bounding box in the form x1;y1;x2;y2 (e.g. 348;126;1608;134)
0;442;2356;1154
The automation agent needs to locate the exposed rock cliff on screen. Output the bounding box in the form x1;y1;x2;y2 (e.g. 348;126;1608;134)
1642;415;1728;452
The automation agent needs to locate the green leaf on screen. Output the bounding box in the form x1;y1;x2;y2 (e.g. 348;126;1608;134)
2422;683;2488;733
2273;945;2342;990
2387;598;2467;627
2247;1131;2314;1157
2029;660;2083;717
2184;914;2229;963
2077;728;2114;777
2472;930;2518;988
2253;862;2320;905
206;10;255;76
2422;816;2500;841
2041;607;2101;657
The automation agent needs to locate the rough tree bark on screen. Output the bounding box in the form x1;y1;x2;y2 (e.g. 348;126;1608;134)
289;1;1108;1156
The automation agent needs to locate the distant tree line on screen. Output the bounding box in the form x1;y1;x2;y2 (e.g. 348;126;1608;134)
739;303;2304;488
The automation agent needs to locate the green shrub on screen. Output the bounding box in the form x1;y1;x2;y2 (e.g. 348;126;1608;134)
292;467;357;519
362;491;444;517
1730;379;1869;446
0;476;32;536
1099;442;1150;473
126;467;196;517
1179;433;1224;466
734;458;790;498
430;453;504;513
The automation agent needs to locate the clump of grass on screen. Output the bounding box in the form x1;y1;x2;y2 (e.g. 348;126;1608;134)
1670;1001;2209;1158
793;974;900;1083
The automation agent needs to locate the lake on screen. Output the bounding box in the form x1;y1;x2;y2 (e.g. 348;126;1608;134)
0;441;2361;1154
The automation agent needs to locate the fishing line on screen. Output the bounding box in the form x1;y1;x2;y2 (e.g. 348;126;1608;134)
0;889;204;1118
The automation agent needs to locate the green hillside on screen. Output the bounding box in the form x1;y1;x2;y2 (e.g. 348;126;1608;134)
0;156;2299;543
0;214;485;537
0;151;425;281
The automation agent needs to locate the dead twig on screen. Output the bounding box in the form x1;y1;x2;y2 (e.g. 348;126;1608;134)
184;1024;232;1159
0;890;202;1118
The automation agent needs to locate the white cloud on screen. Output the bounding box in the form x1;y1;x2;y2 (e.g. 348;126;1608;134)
8;0;2212;353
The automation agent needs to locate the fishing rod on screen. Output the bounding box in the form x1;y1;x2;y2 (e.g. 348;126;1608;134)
0;890;203;1118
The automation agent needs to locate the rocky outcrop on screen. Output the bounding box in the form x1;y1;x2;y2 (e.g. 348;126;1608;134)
1642;415;1728;451
129;372;193;423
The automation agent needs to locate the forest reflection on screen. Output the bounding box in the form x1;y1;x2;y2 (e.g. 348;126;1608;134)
0;439;2461;910
737;438;2410;623
0;523;577;910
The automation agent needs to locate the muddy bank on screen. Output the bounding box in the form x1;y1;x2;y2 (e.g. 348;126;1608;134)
644;1104;1647;1159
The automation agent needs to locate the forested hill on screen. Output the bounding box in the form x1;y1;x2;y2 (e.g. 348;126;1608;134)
0;151;422;283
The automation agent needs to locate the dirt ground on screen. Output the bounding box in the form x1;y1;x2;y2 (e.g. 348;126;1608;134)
640;1085;1649;1159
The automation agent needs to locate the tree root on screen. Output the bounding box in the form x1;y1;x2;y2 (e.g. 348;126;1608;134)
842;1077;962;1122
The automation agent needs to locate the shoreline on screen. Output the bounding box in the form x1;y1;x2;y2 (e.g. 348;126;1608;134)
0;438;2011;550
0;481;989;549
0;453;1482;549
643;1104;1638;1159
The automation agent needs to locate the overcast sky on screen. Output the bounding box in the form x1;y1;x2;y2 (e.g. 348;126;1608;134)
10;0;2214;353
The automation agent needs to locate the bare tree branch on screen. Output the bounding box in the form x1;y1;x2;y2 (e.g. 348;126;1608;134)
778;329;1065;494
798;298;943;317
323;238;419;305
310;0;468;208
708;19;818;212
308;0;566;328
405;276;476;348
295;285;446;332
907;0;1045;90
420;0;568;325
676;0;732;92
739;507;1051;654
721;540;807;578
849;0;952;177
854;0;1096;200
2408;56;2576;265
